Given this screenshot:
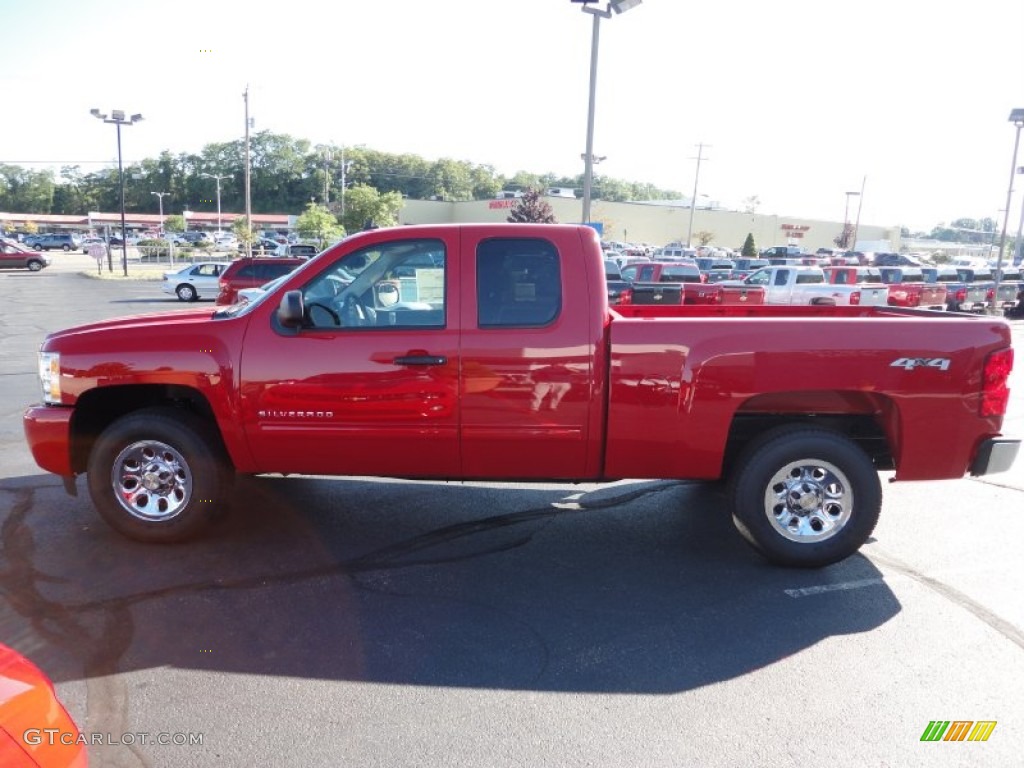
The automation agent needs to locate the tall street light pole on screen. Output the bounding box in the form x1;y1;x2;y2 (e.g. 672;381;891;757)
201;173;229;234
578;0;642;227
686;142;710;248
90;108;143;276
851;175;866;254
843;191;859;249
992;108;1024;314
1013;165;1024;267
151;191;169;233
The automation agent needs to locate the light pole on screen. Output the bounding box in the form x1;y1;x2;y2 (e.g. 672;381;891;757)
1014;166;1024;267
843;191;859;249
686;142;710;248
578;0;642;226
851;176;866;254
151;191;169;233
992;108;1024;314
90;108;143;276
201;173;229;235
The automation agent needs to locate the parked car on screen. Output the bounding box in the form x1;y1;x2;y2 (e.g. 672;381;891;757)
272;243;319;259
0;239;50;271
730;258;770;279
79;236;107;253
181;231;213;246
215;257;307;304
922;267;988;313
161;261;232;302
24;233;81;251
1;643;87;767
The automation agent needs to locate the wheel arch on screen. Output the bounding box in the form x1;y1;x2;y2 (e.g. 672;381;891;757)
69;384;233;474
722;390;898;478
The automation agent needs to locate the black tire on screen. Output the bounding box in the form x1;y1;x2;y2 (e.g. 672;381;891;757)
27;259;44;272
176;284;197;302
62;244;71;251
86;408;229;543
728;426;881;568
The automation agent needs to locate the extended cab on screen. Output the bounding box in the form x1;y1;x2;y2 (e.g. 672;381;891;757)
733;265;888;306
23;224;1019;568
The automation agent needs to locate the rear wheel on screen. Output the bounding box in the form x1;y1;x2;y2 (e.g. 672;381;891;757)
62;244;71;251
86;408;229;543
729;426;881;567
176;284;197;301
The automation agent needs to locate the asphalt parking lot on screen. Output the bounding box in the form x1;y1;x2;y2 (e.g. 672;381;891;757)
1;259;1022;767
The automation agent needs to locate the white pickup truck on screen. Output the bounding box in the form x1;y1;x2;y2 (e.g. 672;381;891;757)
731;266;889;306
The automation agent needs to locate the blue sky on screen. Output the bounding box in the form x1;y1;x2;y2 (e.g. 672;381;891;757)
2;0;1023;232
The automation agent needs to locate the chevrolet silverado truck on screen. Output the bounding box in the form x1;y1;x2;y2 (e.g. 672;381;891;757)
23;224;1020;567
923;267;989;313
731;265;889;306
874;266;948;311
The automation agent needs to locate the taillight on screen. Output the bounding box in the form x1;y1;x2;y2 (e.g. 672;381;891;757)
955;287;967;302
219;278;227;288
700;273;708;283
619;288;632;305
980;348;1014;416
850;290;861;305
986;288;994;301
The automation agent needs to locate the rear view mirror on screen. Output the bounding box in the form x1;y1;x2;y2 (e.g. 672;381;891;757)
278;290;304;328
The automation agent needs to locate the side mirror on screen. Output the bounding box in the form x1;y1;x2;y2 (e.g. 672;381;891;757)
278;290;304;328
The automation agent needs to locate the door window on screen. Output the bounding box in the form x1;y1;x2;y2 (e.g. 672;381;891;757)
299;239;446;329
476;238;561;328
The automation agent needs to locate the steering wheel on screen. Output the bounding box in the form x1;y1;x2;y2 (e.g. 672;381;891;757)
307;301;341;326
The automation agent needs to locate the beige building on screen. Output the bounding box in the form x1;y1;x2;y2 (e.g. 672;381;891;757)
399;197;901;253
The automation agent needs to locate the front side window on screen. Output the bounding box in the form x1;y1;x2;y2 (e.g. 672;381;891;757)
477;238;561;328
300;239;445;329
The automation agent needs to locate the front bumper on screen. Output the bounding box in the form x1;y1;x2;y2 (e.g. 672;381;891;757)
23;404;74;476
970;438;1021;476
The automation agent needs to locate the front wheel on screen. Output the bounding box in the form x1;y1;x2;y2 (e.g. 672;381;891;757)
728;426;881;568
27;259;44;272
86;408;229;543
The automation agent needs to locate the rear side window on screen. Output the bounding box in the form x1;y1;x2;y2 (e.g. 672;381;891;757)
796;272;823;284
235;264;258;279
477;238;561;328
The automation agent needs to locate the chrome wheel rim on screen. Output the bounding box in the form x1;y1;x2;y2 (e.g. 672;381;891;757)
110;440;192;521
764;459;852;543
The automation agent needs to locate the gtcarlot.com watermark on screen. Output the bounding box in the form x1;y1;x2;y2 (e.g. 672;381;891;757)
24;729;204;747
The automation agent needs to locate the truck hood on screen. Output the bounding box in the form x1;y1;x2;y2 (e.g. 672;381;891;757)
45;307;219;342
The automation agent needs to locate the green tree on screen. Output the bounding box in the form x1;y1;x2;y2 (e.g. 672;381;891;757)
741;233;757;257
340;185;403;233
295;202;343;248
163;215;185;233
232;215;255;248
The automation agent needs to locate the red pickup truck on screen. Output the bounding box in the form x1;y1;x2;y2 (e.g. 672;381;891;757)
22;224;1020;568
874;266;948;310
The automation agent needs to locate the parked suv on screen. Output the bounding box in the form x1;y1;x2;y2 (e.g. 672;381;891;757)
25;233;81;251
215;257;307;305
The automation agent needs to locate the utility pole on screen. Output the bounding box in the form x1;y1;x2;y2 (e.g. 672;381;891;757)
323;148;332;205
243;85;253;257
686;143;710;248
851;175;866;253
151;191;170;233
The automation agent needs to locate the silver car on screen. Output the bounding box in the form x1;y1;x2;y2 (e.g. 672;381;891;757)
161;261;231;302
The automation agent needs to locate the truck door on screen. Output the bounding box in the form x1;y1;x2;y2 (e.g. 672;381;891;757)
458;226;603;479
238;233;461;477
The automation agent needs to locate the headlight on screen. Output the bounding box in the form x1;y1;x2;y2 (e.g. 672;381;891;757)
39;351;61;404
